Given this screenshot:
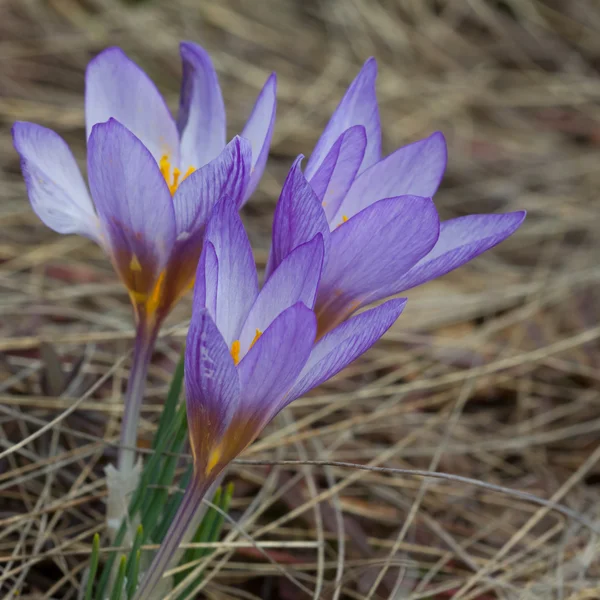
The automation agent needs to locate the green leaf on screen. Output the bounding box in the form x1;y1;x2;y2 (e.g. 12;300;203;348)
152;463;193;543
83;533;100;600
125;525;144;598
109;555;127;600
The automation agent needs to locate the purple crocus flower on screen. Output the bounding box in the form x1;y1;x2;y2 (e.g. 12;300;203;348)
267;59;525;338
133;198;407;597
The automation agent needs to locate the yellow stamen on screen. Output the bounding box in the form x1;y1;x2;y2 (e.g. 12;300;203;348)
249;329;262;350
342;215;348;223
159;154;170;181
206;447;222;475
230;340;241;366
183;165;195;180
159;155;195;196
129;254;142;272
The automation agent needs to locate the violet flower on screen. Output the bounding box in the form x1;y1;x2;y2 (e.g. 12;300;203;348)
267;59;525;337
134;198;407;597
12;44;276;474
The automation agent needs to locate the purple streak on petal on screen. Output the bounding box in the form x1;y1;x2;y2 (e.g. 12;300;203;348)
333;131;447;223
177;42;226;169
193;197;258;346
391;211;527;293
308;125;367;223
316;196;439;323
87;118;175;273
12;122;101;242
85;47;178;165
238;235;323;353
185;308;241;469
305;58;380;178
173;136;252;238
287;298;407;403
240;73;277;204
237;302;316;424
266;156;330;277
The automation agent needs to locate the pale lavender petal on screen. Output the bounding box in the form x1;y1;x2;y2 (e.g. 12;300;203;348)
237;303;316;423
172;136;252;238
315;196;439;331
240;73;277;204
238;235;323;353
193;197;258;346
177;42;226;169
266;156;330;277
308;125;366;223
193;241;219;322
333;132;447;223
87;118;175;276
185;308;241;469
287;298;407;403
391;212;527;293
305;58;380;178
85;47;178;165
12;122;101;242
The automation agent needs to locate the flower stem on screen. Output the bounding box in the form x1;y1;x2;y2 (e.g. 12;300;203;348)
133;477;209;600
117;323;157;474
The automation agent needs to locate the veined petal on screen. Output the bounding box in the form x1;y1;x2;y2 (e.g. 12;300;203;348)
238;235;324;354
185;308;241;474
12;122;101;243
173;136;252;238
87;119;175;295
287;298;407;403
237;302;316;425
305;58;380;178
333;131;447;223
316;196;439;336
390;212;527;293
240;73;277;204
266;156;330;277
193;241;219;321
178;42;226;169
192;197;258;346
309;125;367;223
85;47;179;165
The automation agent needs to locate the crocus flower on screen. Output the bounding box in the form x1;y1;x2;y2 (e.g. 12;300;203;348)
267;58;525;337
11;43;276;475
133;198;407;598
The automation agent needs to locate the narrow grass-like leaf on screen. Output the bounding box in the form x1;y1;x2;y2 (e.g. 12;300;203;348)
127;550;142;599
109;555;127;600
152;352;184;450
125;525;144;598
153;462;193;543
83;533;100;600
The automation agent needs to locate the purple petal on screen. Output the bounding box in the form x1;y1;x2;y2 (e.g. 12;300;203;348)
287;298;407;403
177;42;226;169
185;308;241;472
85;47;178;165
172;136;252;238
266;156;330;277
237;302;316;424
193;241;219;321
238;235;324;353
87;118;175;283
391;211;527;293
333;131;447;223
192;197;258;346
315;196;439;334
12;122;101;242
240;73;277;204
308;125;367;223
305;58;380;178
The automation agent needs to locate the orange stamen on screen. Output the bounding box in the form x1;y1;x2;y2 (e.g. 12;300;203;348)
249;329;262;350
230;340;241;366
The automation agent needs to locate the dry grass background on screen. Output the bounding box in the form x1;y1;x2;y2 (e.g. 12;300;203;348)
1;0;600;598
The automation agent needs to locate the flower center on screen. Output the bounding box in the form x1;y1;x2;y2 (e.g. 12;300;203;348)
159;155;195;196
230;329;262;366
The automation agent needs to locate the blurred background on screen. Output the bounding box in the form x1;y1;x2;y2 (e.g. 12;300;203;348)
1;0;599;598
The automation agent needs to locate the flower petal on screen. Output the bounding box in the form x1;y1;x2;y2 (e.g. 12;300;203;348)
193;196;258;346
172;136;252;238
12;122;101;242
185;308;241;473
237;302;316;423
177;42;226;169
315;196;439;334
287;298;407;403
240;73;277;204
390;211;527;293
238;235;324;354
308;125;367;224
333;131;447;223
87;118;175;286
266;156;330;277
305;58;380;178
85;47;179;165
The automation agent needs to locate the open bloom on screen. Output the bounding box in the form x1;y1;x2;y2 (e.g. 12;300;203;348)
12;43;276;331
267;58;525;337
